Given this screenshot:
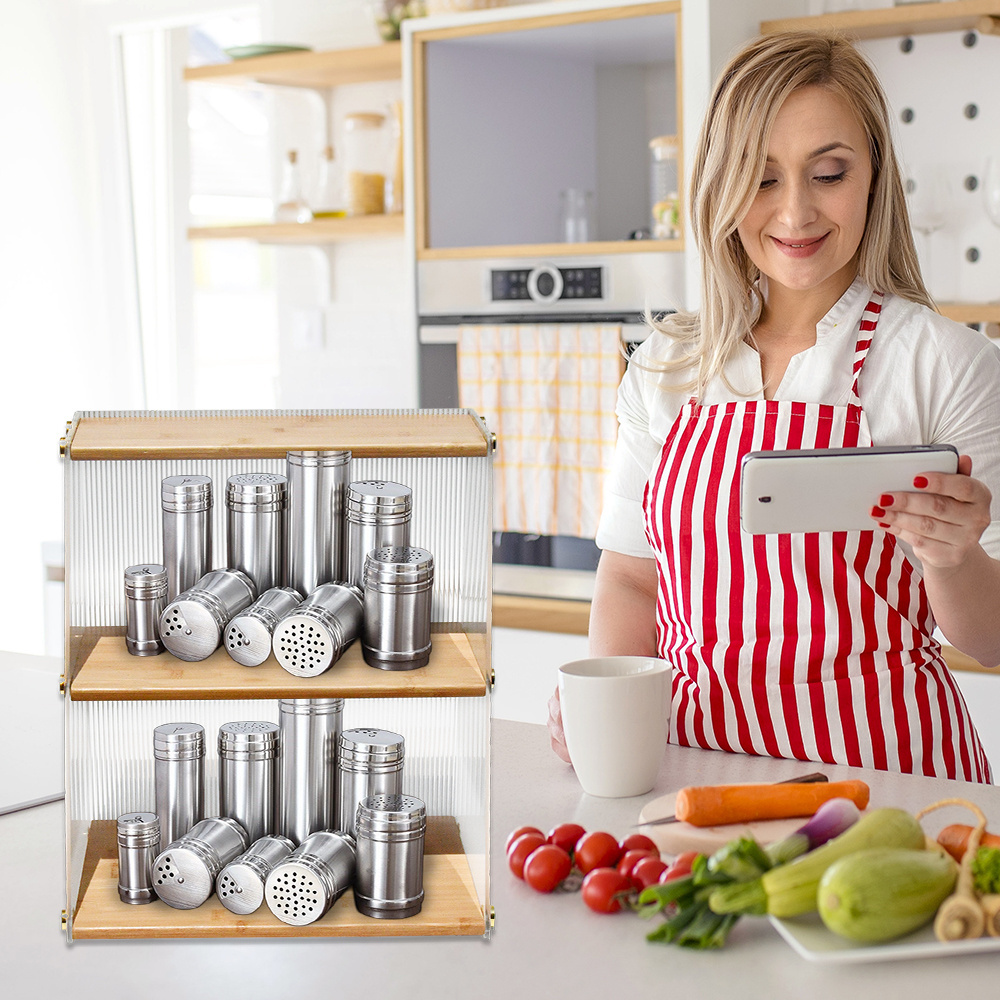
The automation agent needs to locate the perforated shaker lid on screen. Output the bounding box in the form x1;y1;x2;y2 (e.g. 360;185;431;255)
363;546;434;588
346;480;412;518
161;475;212;511
159;599;223;661
286;450;352;467
151;844;215;909
338;728;405;768
117;812;160;848
224;613;273;666
226;472;288;511
124;564;168;597
153;722;205;759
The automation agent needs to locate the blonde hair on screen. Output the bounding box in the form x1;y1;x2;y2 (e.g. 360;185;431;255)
650;31;931;395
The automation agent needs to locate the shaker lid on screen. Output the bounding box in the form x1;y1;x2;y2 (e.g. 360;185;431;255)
161;475;212;511
226;473;288;509
217;861;267;914
125;564;168;593
346;480;412;514
338;728;405;765
151;846;214;909
153;722;204;757
225;614;276;667
117;812;160;847
159;600;223;661
357;793;426;828
286;450;352;468
364;546;434;587
218;720;279;753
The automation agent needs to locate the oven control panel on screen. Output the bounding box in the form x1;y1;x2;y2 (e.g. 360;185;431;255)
491;265;603;304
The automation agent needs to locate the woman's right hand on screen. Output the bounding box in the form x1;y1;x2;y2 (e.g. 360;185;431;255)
547;686;572;763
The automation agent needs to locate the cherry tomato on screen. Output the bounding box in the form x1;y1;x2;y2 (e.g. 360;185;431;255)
618;833;659;856
581;867;634;914
505;825;543;855
632;855;669;889
507;832;547;880
573;831;623;874
660;850;700;883
616;849;658;884
523;844;572;893
546;822;586;855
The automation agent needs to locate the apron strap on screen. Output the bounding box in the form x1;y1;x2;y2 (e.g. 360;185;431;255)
849;291;884;406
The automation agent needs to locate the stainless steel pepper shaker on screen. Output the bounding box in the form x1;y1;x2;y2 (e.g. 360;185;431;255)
264;830;356;926
117;812;161;904
362;546;434;670
159;568;256;661
272;583;363;677
345;480;412;589
224;586;303;666
336;728;405;840
154;722;205;847
278;698;344;844
217;834;295;915
218;721;280;842
286;450;352;597
354;794;426;919
124;564;167;656
161;474;213;601
152;816;249;909
226;472;288;593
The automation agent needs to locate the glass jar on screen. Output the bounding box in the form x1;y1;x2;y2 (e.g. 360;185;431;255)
313;145;346;219
275;150;312;224
343;112;388;216
649;135;680;240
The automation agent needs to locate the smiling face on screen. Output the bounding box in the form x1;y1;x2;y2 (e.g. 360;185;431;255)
736;85;873;306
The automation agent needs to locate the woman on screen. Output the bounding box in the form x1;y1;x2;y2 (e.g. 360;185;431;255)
549;31;1000;782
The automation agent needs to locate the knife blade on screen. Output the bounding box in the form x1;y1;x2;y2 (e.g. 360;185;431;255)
636;771;830;827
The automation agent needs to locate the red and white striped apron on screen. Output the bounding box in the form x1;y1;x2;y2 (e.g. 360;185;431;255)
642;293;992;782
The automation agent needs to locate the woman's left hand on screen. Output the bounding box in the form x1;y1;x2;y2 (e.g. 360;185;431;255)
870;454;992;571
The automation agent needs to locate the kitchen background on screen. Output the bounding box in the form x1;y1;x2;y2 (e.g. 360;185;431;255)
4;0;1000;812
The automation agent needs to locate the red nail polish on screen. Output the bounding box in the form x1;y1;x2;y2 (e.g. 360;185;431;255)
879;493;894;507
871;505;885;518
913;476;928;489
878;522;890;529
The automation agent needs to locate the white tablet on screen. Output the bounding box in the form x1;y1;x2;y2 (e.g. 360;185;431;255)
739;445;959;535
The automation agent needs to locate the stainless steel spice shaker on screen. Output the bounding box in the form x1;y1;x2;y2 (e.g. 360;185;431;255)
159;568;256;661
286;450;352;597
354;794;426;919
154;722;205;847
161;475;213;601
217;834;295;915
272;583;363;677
264;830;356;926
117;812;161;904
218;721;280;842
152;816;249;909
224;586;303;666
278;698;344;844
362;546;434;670
226;472;288;593
345;480;412;589
124;564;167;656
336;728;405;840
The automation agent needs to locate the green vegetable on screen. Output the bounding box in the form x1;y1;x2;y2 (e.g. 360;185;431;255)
818;847;957;943
971;845;1000;895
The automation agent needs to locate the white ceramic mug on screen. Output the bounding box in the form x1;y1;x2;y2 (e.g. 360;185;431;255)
558;656;671;798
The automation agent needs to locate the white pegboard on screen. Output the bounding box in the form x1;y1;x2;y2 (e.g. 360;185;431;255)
858;30;1000;305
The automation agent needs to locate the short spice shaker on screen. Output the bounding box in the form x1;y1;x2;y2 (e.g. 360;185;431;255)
158;568;256;661
161;474;213;601
272;583;363;677
217;834;295;915
362;546;434;670
226;472;288;593
117;812;161;904
154;722;205;847
152;816;249;909
124;564;167;656
224;586;303;666
264;830;356;925
354;794;426;919
336;728;404;840
345;480;412;589
218;721;280;842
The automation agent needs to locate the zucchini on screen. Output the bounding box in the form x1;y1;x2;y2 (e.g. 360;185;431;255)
761;807;925;918
818;847;958;943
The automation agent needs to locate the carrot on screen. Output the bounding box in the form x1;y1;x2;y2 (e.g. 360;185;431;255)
674;779;870;827
936;823;1000;863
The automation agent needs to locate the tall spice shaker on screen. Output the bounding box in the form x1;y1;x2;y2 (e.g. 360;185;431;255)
362;546;434;670
124;564;167;656
226;473;288;593
159;568;256;661
154;722;205;847
336;728;404;839
286;450;352;597
354;794;426;918
161;475;213;601
345;481;412;589
117;812;161;904
218;721;280;842
224;586;303;666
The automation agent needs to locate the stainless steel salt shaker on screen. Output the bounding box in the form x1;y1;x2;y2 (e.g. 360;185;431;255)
224;586;303;666
272;583;363;677
345;480;412;589
362;546;434;670
154;722;205;847
124;564;167;656
286;450;352;597
158;568;256;661
264;830;356;926
336;728;405;840
117;812;161;904
354;794;426;919
226;472;288;593
161;474;213;601
218;721;280;842
152;816;249;909
216;834;295;915
278;698;344;844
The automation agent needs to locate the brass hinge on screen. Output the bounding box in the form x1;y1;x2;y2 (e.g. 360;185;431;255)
59;674;66;695
490;432;497;453
490;906;495;928
61;909;67;931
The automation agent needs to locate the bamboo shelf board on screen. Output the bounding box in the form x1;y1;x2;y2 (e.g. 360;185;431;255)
493;594;590;636
72;818;484;939
761;0;1000;40
64;411;491;460
70;632;488;701
417;238;683;261
183;42;402;88
937;302;1000;324
188;214;404;244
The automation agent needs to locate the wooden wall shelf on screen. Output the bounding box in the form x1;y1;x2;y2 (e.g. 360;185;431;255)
188;215;404;245
417;238;683;262
937;302;1000;325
